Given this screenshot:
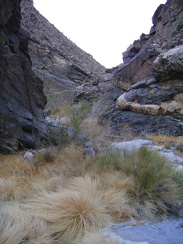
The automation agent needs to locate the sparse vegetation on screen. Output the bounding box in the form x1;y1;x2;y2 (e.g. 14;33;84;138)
69;102;92;140
0;144;182;243
0;102;182;242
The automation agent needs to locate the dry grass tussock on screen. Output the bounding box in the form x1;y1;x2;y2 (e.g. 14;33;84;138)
99;172;135;222
0;177;20;201
24;190;112;243
148;135;181;143
0;205;52;244
0;145;182;243
0;154;37;178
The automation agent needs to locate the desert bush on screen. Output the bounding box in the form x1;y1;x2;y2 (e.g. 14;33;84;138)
0;154;37;178
0;178;19;201
70;102;92;140
89;147;180;218
24;190;112;243
172;170;183;198
0;205;51;244
35;149;56;165
57;144;87;178
80;117;103;139
66;174;135;222
93;149;122;173
99;172;135;221
66;174;100;197
118;147;180;217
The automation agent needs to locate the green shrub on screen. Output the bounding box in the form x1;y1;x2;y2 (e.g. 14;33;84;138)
92;146;180;218
70;102;92;140
118;147;179;217
172;170;183;199
94;149;121;173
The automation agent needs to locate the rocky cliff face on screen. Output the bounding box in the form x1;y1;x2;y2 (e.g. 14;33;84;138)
1;0;182;153
0;0;47;152
20;0;110;105
96;0;183;137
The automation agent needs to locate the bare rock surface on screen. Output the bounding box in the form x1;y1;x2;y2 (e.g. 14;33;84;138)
0;0;47;152
20;0;111;105
110;217;183;244
111;139;183;166
97;0;183;137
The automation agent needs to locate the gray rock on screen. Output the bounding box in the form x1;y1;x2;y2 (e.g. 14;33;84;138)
176;165;183;171
46;116;70;127
0;0;47;152
110;218;183;244
83;148;95;157
153;45;183;81
111;139;153;152
23;151;34;162
83;140;93;148
160;151;183;164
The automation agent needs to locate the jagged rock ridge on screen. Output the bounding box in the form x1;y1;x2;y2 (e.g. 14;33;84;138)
96;0;183;137
21;0;111;105
0;0;47;152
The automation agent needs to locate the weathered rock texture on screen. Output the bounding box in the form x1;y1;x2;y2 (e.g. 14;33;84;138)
0;0;47;152
97;0;183;137
20;0;111;105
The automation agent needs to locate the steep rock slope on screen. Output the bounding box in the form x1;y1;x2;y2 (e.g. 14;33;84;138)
21;0;110;105
96;0;183;137
0;0;47;152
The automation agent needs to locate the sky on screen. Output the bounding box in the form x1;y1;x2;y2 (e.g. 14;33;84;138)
33;0;167;68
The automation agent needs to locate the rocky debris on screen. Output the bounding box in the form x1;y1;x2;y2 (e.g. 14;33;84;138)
0;0;47;153
97;0;183;137
43;116;95;156
111;139;153;152
75;80;114;102
111;139;183;167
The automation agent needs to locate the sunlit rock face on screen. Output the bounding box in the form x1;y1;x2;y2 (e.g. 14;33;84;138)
0;0;47;152
96;0;183;136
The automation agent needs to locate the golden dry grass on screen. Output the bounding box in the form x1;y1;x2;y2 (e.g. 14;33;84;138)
24;190;112;243
81;117;103;139
0;154;37;178
0;178;20;201
0;144;182;243
0;205;52;244
99;172;135;221
148;135;183;144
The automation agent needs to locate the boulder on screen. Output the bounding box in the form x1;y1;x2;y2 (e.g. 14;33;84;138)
153;45;183;81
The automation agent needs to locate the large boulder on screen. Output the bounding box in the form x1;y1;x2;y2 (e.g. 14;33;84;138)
153;45;183;81
0;0;47;152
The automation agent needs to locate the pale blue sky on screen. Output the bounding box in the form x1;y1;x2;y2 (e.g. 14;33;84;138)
33;0;166;68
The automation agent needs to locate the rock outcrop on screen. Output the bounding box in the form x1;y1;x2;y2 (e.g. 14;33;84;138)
20;0;111;105
0;0;47;152
97;0;183;137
